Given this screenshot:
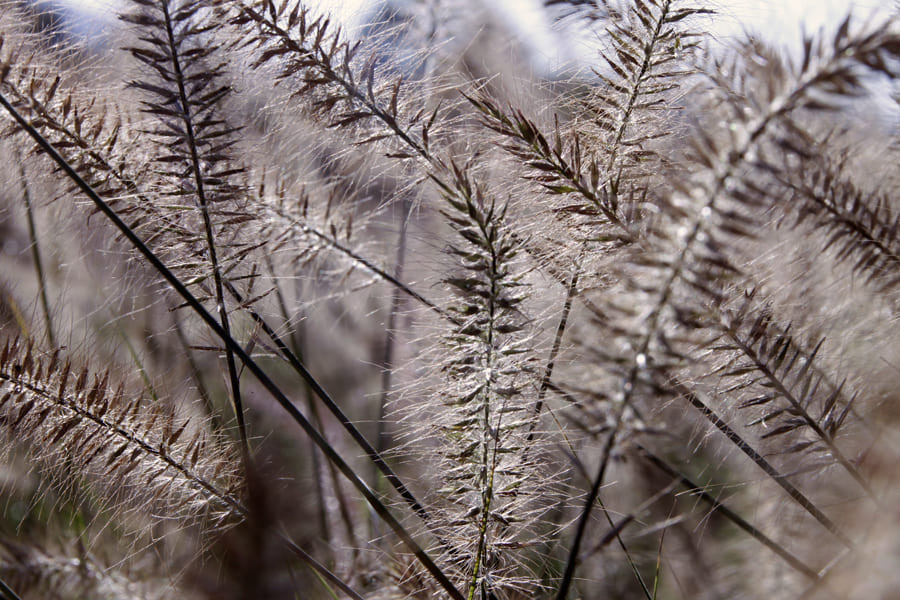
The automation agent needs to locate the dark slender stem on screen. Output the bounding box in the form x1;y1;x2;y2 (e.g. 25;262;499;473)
18;156;55;347
280;532;365;600
303;374;334;556
271;205;452;322
681;387;852;547
172;311;221;430
309;389;362;566
224;280;432;523
373;201;411;542
638;446;821;581
159;0;249;458
599;494;652;600
264;258;333;551
557;420;621;599
523;264;579;452
0;576;23;600
376;206;409;459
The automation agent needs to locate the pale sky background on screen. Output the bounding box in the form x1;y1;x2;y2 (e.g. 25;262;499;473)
57;0;897;87
47;0;896;129
61;0;893;45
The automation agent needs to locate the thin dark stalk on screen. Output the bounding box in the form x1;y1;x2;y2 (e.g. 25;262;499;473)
172;310;221;431
223;279;431;523
303;370;334;556
556;419;620;599
650;501;673;600
639;446;821;581
590;515;636;561
557;270;669;600
159;0;249;459
264;256;332;550
0;576;23;600
681;388;852;547
523;265;579;450
310;393;362;567
534;362;651;598
280;533;365;600
18;156;54;347
374;202;410;517
599;495;653;600
0;91;464;600
529;376;651;598
269;203;453;322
